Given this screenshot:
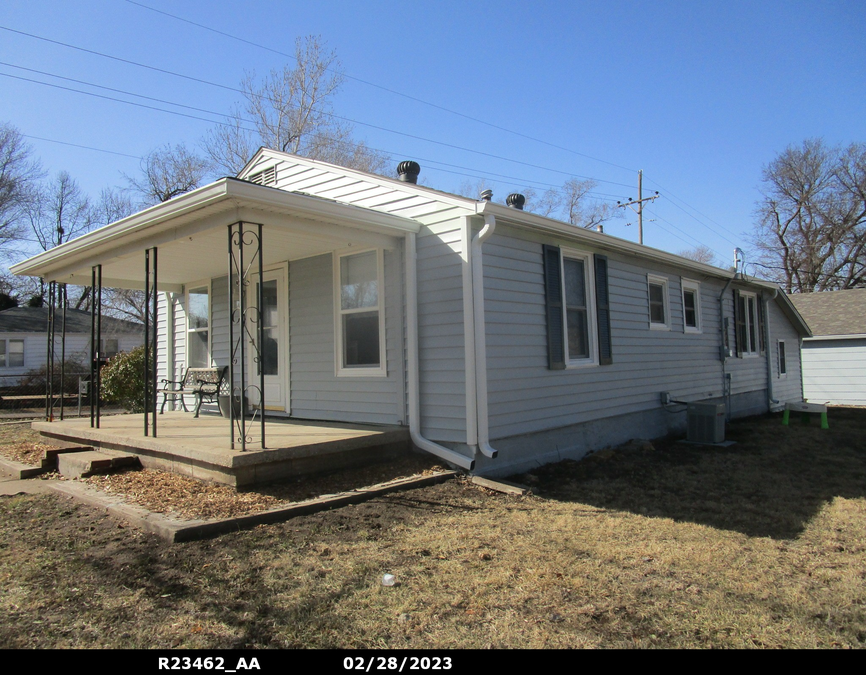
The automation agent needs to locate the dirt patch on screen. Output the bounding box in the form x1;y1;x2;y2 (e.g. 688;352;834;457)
81;454;446;520
1;409;865;649
0;421;58;466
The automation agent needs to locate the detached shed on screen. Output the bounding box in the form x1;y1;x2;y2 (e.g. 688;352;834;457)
790;289;866;406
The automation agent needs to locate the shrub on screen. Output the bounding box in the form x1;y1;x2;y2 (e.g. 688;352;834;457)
100;346;153;413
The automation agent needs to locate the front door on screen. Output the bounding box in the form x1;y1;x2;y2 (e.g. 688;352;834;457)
248;266;288;413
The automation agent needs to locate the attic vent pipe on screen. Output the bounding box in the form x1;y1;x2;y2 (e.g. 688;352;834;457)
506;193;525;210
480;189;493;202
397;161;420;184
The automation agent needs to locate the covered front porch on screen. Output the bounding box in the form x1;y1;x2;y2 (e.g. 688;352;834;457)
33;412;410;487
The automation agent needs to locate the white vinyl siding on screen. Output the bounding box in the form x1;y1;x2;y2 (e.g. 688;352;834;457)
290;251;404;425
481;227;796;440
802;338;866;405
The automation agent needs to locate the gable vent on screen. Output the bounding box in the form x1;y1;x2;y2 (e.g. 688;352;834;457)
247;166;277;186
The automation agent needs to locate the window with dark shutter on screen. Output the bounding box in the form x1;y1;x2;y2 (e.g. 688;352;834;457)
594;254;612;365
543;245;565;370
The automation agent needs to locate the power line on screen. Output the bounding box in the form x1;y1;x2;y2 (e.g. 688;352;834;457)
2;67;626;203
23;134;142;160
123;0;637;175
0;27;637;189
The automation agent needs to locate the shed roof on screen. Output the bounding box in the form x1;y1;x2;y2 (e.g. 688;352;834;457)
0;307;142;335
789;288;866;336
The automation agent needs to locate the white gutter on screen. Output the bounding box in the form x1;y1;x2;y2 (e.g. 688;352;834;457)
470;212;499;459
404;232;475;471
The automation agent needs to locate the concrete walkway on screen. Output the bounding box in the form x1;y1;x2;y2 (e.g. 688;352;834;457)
0;473;53;496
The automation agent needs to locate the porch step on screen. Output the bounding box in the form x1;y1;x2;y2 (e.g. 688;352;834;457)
41;446;92;471
57;449;141;479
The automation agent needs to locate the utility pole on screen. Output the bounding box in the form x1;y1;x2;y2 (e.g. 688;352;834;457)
617;170;660;245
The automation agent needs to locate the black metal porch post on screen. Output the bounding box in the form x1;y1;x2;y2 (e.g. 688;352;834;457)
60;283;67;421
45;281;55;421
90;264;102;429
228;221;266;452
258;223;265;450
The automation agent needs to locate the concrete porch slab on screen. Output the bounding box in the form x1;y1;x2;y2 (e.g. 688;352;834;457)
33;413;410;487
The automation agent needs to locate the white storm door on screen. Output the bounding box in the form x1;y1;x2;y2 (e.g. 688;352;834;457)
248;267;288;413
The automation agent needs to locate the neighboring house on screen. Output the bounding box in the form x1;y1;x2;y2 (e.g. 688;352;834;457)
0;306;143;384
789;288;866;406
11;149;811;475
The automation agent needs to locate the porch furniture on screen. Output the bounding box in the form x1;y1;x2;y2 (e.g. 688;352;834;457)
158;366;228;418
782;401;829;429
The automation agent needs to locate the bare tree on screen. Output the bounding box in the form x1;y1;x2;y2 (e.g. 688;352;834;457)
125;143;212;206
752;139;866;292
527;178;618;229
204;36;389;175
0;123;43;260
677;245;720;266
23;171;93;307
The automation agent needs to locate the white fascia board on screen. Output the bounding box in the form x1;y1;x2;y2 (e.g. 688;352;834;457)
804;333;866;341
11;178;419;279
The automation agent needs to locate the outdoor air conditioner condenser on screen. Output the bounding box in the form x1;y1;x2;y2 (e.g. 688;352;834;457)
687;402;726;444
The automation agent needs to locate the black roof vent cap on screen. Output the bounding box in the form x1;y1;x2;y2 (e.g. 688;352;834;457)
397;160;420;184
506;193;526;210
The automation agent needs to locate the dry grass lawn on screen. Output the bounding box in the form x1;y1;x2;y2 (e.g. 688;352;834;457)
0;409;864;649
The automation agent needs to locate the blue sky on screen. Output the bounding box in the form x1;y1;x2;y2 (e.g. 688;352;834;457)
2;0;865;268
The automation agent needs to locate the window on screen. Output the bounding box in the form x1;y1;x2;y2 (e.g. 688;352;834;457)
647;275;670;330
681;279;702;333
778;340;787;377
562;250;595;363
542;245;612;369
100;339;120;359
734;290;762;357
186;283;210;368
335;249;386;376
0;339;24;368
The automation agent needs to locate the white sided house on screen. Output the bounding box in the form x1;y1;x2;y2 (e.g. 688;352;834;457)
0;306;142;383
12;150;811;476
790;288;866;406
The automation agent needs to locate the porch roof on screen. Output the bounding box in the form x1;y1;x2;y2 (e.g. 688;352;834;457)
10;177;420;292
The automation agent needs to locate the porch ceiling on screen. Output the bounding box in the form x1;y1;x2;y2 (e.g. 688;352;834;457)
11;178;419;292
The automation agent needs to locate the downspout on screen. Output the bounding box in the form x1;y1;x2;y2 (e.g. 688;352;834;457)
405;232;475;470
470;212;499;459
718;276;734;421
763;289;779;409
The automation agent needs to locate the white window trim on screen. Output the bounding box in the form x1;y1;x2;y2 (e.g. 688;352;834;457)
334;248;387;378
647;274;670;331
561;247;598;368
185;280;212;368
681;278;702;334
777;339;787;378
739;290;760;357
0;338;24;369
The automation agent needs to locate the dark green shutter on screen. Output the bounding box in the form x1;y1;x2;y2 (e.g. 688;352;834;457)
594;254;613;365
733;289;743;357
543;245;565;370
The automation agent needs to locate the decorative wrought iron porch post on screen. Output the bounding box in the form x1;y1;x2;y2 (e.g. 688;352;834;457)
227;221;266;451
